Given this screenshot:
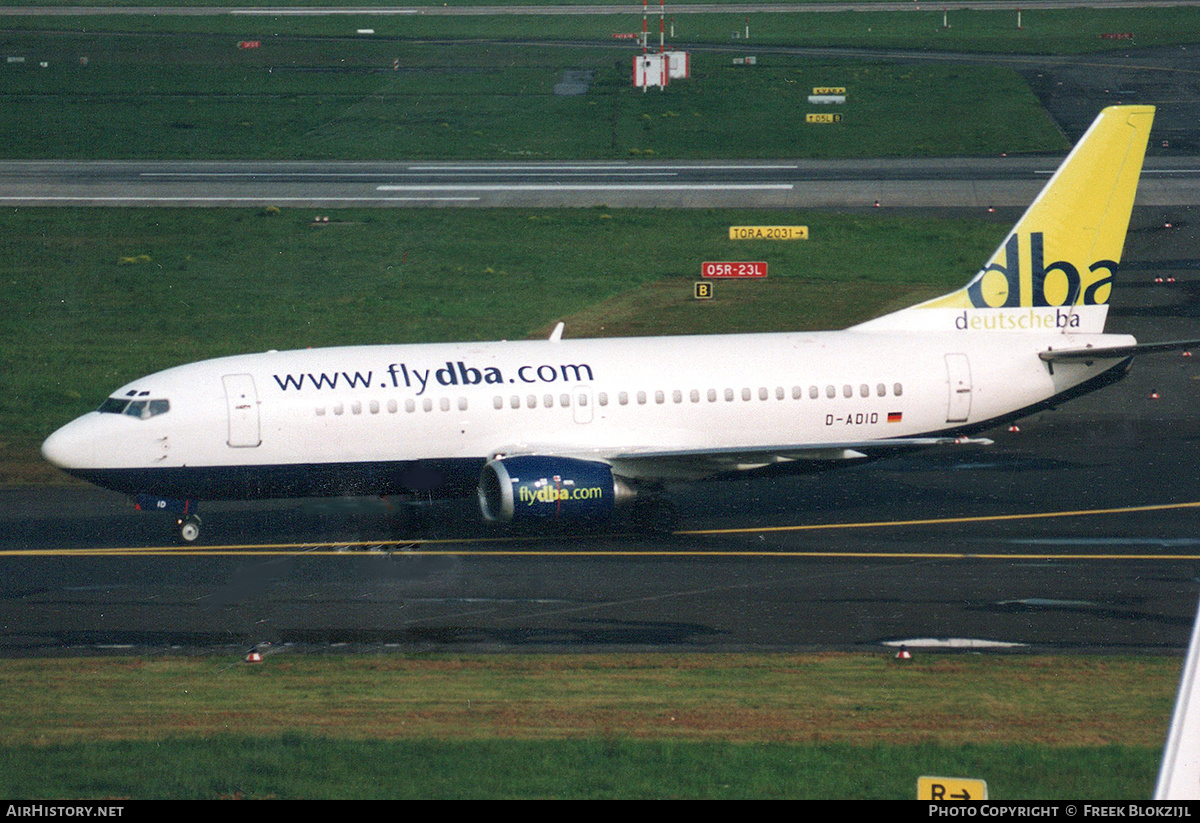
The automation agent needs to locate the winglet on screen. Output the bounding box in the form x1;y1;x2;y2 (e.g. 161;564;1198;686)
548;322;565;342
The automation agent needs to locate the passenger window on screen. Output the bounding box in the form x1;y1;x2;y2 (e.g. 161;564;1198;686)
894;383;904;397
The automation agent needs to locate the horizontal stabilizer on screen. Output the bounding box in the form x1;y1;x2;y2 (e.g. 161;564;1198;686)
1039;339;1200;363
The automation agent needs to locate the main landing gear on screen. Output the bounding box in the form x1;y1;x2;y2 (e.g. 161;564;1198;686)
627;496;680;534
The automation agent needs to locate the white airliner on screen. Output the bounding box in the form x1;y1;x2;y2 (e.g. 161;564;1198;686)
42;105;1186;542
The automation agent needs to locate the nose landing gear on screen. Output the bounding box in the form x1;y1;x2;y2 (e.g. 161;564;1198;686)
135;494;202;544
178;514;203;543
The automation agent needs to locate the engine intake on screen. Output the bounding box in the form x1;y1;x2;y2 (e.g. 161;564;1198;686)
478;455;632;523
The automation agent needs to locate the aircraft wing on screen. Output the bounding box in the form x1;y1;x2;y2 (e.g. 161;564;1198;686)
602;436;994;481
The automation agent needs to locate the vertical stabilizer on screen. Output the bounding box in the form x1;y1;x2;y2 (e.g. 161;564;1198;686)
855;105;1155;334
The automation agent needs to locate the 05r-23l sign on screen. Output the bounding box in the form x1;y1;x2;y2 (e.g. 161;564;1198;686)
702;262;768;278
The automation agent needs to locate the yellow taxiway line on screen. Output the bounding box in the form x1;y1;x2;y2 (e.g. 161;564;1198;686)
3;499;1200;558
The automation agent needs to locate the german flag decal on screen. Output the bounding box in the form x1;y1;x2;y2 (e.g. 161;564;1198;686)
887;412;903;423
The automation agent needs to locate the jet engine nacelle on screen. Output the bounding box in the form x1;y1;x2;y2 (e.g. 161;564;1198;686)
477;455;632;523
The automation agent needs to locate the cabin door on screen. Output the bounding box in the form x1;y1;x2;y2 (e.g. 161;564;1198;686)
944;354;973;424
223;373;262;447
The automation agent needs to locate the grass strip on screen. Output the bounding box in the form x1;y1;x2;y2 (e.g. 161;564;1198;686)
0;652;1176;798
0;736;1165;799
0;33;1065;160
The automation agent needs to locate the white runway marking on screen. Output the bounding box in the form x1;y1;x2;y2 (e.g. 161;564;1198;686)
0;196;482;203
376;183;795;191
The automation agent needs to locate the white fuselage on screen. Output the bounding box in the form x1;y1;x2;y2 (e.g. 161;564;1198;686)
41;328;1134;501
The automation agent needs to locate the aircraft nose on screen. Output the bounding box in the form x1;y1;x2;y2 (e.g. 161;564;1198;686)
41;415;98;470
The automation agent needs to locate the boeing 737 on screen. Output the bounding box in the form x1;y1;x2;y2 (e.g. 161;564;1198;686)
41;105;1187;542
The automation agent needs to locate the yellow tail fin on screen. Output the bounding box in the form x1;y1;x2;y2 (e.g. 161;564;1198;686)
856;105;1155;333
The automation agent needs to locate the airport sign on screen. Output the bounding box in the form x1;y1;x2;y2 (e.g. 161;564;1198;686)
702;262;767;278
729;226;808;241
917;776;989;801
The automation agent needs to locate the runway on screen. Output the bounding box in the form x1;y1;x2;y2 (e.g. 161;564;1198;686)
4;158;1200;209
4;2;1199;16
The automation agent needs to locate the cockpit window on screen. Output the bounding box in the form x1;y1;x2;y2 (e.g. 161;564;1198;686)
98;397;170;419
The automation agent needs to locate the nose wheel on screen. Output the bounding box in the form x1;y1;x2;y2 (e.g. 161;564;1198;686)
177;515;202;543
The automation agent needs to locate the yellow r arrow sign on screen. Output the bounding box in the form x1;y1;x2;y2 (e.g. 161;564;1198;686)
917;776;989;801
